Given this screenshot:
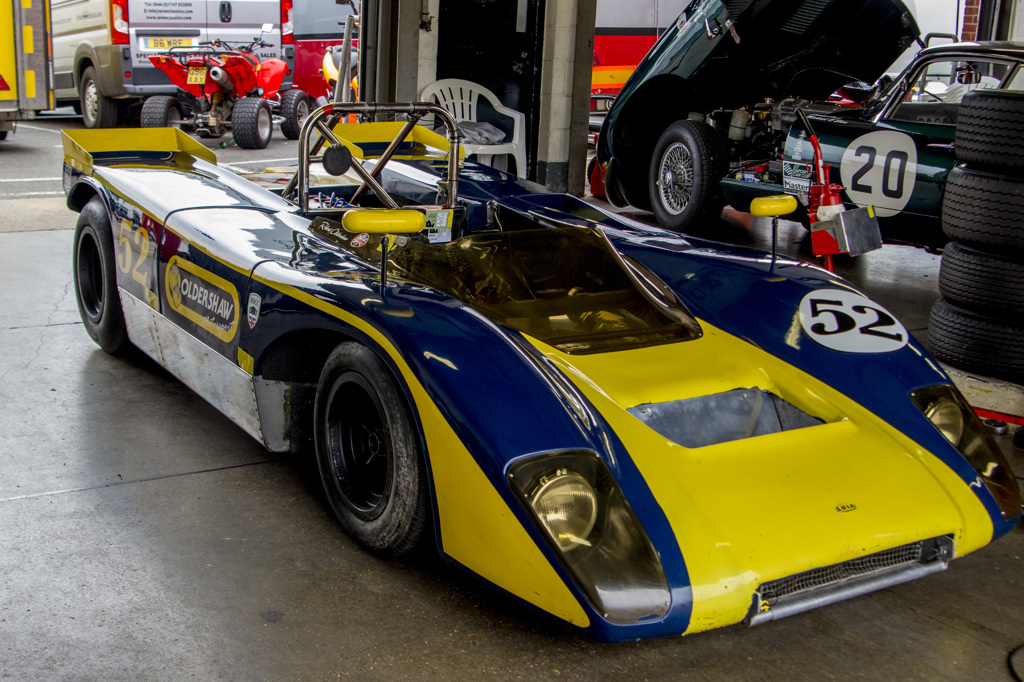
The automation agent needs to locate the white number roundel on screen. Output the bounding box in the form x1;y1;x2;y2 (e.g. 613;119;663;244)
839;131;917;217
799;289;908;354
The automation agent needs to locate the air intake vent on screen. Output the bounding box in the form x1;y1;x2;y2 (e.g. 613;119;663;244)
780;0;829;34
749;536;954;625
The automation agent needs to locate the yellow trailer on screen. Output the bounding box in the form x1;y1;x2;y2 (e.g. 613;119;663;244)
1;0;53;140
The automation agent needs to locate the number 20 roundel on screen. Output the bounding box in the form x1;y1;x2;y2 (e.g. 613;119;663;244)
798;289;908;354
839;131;917;218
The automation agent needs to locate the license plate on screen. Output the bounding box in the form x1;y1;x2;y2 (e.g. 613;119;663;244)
142;36;196;51
186;66;207;85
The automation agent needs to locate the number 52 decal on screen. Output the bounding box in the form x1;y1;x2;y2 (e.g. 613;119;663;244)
799;289;908;353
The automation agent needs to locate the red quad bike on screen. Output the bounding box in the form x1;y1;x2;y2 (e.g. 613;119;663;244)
141;24;310;149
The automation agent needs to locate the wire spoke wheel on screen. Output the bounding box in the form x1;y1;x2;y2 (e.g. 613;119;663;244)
657;142;694;216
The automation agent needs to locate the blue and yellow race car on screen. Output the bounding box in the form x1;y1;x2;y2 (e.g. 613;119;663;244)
63;102;1020;642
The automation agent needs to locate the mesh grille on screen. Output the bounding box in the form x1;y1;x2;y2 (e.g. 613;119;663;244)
759;541;928;605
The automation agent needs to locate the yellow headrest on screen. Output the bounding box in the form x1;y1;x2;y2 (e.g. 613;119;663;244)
341;209;426;234
750;195;799;218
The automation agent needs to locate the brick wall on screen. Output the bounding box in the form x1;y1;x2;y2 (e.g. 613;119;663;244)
961;0;980;41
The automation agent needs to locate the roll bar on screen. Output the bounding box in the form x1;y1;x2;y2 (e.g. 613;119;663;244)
285;102;462;214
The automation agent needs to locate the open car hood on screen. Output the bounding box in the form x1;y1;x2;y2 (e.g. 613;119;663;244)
634;0;920;110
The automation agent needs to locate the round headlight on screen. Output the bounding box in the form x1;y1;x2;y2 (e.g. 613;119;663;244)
529;469;598;552
925;396;964;446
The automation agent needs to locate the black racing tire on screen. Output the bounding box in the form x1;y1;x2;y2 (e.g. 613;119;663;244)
314;342;429;558
928;298;1024;381
232;97;273;149
140;96;184;128
941;166;1024;251
649;120;727;232
954;89;1024;172
938;241;1024;317
586;155;597;185
73;196;132;355
279;89;309;140
79;66;118;129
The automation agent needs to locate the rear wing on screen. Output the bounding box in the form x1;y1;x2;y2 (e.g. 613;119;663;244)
62;128;218;176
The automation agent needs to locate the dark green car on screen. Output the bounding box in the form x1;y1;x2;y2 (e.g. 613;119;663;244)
594;0;1024;249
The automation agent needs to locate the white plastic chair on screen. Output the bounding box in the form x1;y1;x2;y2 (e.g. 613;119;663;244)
420;79;527;178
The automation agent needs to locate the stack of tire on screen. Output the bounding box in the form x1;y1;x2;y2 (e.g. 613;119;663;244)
929;89;1024;383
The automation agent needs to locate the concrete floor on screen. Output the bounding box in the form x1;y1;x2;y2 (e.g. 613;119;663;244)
2;118;1024;680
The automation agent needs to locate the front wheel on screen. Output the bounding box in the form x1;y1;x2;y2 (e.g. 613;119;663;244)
73;196;132;355
279;89;310;140
314;342;429;558
232;97;273;149
649;120;726;232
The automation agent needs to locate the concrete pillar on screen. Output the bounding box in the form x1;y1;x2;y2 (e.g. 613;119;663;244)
535;0;596;194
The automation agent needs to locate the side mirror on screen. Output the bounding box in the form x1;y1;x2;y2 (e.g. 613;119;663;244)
261;22;274;33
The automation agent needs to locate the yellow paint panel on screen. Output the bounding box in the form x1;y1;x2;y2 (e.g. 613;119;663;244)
23;26;33;53
253;275;588;626
591;66;634;88
22;0;31;8
237;349;254;375
530;321;994;633
0;0;15;102
24;70;35;99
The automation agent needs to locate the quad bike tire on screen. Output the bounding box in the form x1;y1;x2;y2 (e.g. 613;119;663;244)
954;89;1024;173
928;298;1024;381
649;120;727;232
941;165;1024;251
80;66;119;129
938;241;1024;317
279;89;310;140
233;97;273;149
140;96;184;128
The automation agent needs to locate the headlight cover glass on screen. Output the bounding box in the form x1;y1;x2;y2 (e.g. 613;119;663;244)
508;450;671;625
911;385;1021;519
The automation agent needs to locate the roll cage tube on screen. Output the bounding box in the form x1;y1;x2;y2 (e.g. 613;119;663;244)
287;102;461;214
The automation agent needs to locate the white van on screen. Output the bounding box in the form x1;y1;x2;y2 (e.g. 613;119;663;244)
51;0;294;127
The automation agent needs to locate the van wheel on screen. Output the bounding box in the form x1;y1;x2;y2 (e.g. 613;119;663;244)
649;121;726;232
140;96;184;128
233;97;273;149
80;66;118;129
279;89;310;140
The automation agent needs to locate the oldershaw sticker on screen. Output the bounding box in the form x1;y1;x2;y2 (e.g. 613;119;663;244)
799;289;908;353
166;256;240;343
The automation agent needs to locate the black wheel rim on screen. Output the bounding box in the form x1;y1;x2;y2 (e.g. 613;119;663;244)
76;230;104;322
324;371;392;520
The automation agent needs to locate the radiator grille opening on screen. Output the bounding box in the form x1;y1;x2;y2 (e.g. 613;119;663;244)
749;536;954;625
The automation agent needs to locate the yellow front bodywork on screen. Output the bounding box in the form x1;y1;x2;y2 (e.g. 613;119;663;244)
531;320;994;634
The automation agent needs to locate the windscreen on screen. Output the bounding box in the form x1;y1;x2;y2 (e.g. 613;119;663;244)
315;220;702;354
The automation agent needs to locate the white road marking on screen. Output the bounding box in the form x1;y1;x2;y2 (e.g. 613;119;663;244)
1;177;62;182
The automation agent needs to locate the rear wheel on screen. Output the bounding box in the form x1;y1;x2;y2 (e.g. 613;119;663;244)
649;120;726;232
73;196;132;355
80;66;118;129
279;89;310;140
232;97;273;149
140;96;184;128
314;342;429;558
